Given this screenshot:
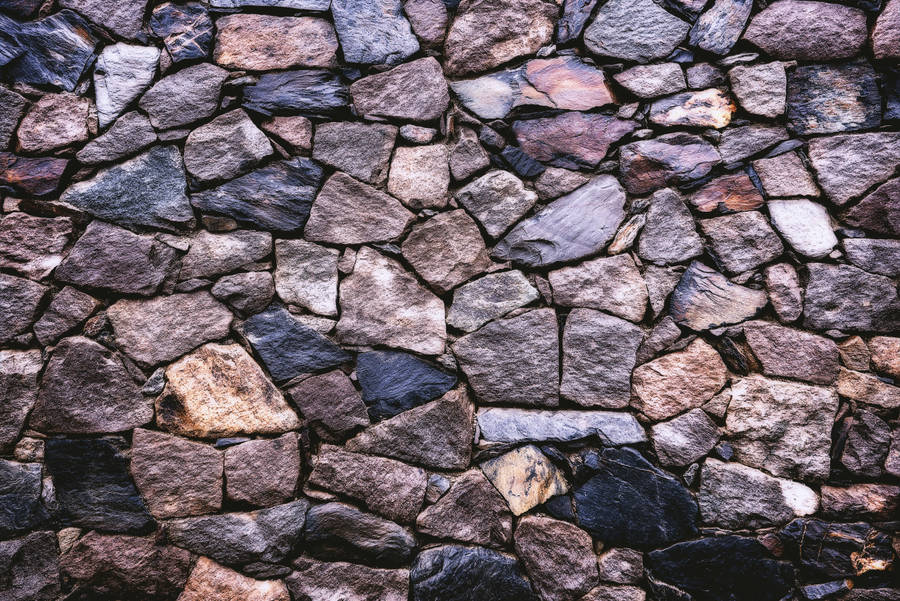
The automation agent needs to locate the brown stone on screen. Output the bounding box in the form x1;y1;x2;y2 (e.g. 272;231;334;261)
515;515;598;601
312;121;397;185
820;484;900;521
836;368;900;412
670;261;768;330
873;0;900;59
619;133;720;195
838;336;871;371
688;172;763;213
699;211;783;274
596;548;644;585
808;133;900;207
131;428;223;519
214;14;338;70
845;178;900;236
513;113;637;170
405;0;448;45
449;127;490;181
16;93;90;153
225;433;300;507
0;213;73;280
549;254;647;322
178;557;290;601
480;444;568;515
387;144;449;209
33;287;99;346
350;57;449;122
0;153;69;197
261;115;313;154
286;557;408;601
581;585;647;601
649;88;736;129
763;263;802;323
743;321;839;385
728;62;786;118
752;151;819;199
870;337;900;379
286;370;369;441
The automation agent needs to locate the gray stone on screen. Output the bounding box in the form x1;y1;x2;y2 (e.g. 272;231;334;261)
311;122;397;185
0;213;73;281
350;57;449;121
305;502;416;567
637;188;704;266
449;127;490;181
716;124;788;164
534;167;591;201
287;558;409;601
763;263;802;323
242;69;350;116
355;350;456;421
225;433;300;507
139;63;229;131
728;62;786;118
840;411;891;478
183;110;273;183
94;43;160;128
211;272;275;315
404;0;447;46
0;460;44;538
651;409;719;467
286;370;369;440
387;144;450;209
844;238;900;277
0;350;42;453
476;407;646;445
331;0;419;65
596;548;644;585
699;211;784;274
77;112;157;165
670;262;768;330
807;132;900;206
744;320;839;385
0;86;26;149
786;61;881;137
751;151;818;198
455;170;538;239
447;271;539;333
620;133;721;194
804;264;900;333
0;273;45;345
180;230;272;281
274;239;338;316
645;265;685;318
584;0;689;62
16;93;91;153
743;0;867;60
688;0;752;55
33;287;99;346
614;63;686;98
0;531;60;601
59;0;147;39
635;316;682;365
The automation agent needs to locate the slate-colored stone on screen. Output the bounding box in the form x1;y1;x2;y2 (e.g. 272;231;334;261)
183;109;273;184
808;132;900;206
0;460;43;537
312;121;397;185
584;0;689;62
0;86;25;148
242;69;350;116
139;62;228;131
448;270;540;333
350;57;449;121
717;124;789;164
214;14;338;70
33;287;99;346
0;350;42;452
804;264;900;333
59;0;147;39
411;545;538;601
840;411;891;477
557;0;600;43
614;63;686;99
0;153;69;197
845;178;900;236
286;370;369;440
0;273;45;345
455;170;538;239
180;230;272;281
76;111;157;165
356;350;456;420
638;188;704;266
670;261;768;330
94;43;160;129
331;0;419;65
844;238;900;277
786;61;881;136
688;0;752;55
651;409;719;467
305;502;416;567
149;2;214;63
476;407;646;445
620;133;720;195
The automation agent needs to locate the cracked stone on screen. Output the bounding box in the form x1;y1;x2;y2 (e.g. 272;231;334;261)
149;2;214;63
481;445;568;515
688;0;753;55
448;271;539;333
94;44;160;129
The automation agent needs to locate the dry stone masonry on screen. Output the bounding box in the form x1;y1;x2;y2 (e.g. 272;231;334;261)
0;0;899;599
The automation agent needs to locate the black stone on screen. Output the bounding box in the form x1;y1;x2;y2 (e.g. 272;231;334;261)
238;304;352;383
499;146;545;179
410;545;539;601
44;438;154;534
191;158;324;233
149;2;213;63
786;61;881;136
556;0;600;43
572;447;698;549
0;459;45;537
646;536;794;601
356;350;457;420
304;502;416;567
0;0;42;19
242;70;350;116
883;67;900;123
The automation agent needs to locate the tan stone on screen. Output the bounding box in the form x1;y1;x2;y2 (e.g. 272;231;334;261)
388;145;450;209
260;115;313;154
214;14;338;70
870;336;900;379
548;254;648;323
177;557;289;601
515;515;599;601
480;444;568;515
837;368;900;411
17;93;91;153
838;336;871;371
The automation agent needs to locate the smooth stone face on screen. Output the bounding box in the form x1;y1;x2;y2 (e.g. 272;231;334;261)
410;545;538;601
242;69;350;115
514;515;599;601
331;0;419;65
844;238;900;277
350;57;449;121
305;502;416;567
131;428;223;519
286;370;369;440
443;0;557;76
751;151;818;198
336;247;446;355
149;2;214;63
356;350;456;420
94;43;160;128
688;172;764;213
728;62;786;118
453;309;559;407
614;63;686;98
637;188;704;266
585;0;689;62
493;175;626;268
180;230;272;281
29;336;151;434
716;124;788;164
77;111;157;165
649;88;736;129
0;350;42;452
274;239;338;316
183;110;273;184
307;444;426;523
481;445;568;515
727;375;839;482
0;273;46;345
0;153;69;197
0;460;44;537
699;211;783;274
0;213;72;280
287;557;409;601
448;271;539;332
214;14;338;70
455;170;537;239
45;438;154;533
804;264;900;333
743;0;867;60
33;287;99;346
16;93;90;153
619;133;720;194
139;63;228;130
388;144;450;209
60;145;195;232
59;0;147;39
651;409;719;467
312;122;397;185
513;113;637;170
744;320;839;384
225;433;300;507
807;132;900;206
476;407;647;445
786;61;881;136
688;0;752;55
670;261;768;330
179;557;289;601
573;447;698;548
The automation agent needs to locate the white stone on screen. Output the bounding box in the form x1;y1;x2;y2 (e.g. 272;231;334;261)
94;43;160;128
274;239;339;317
768;199;837;258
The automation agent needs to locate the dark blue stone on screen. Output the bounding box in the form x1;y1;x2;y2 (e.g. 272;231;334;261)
499;146;545;179
0;459;45;537
149;2;213;63
356;350;456;420
242;70;350;117
411;545;539;601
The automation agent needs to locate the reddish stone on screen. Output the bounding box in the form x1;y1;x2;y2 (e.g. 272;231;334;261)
688;172;763;213
0;153;69;197
513;112;636;169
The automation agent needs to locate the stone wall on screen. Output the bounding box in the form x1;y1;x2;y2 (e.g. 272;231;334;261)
0;0;899;599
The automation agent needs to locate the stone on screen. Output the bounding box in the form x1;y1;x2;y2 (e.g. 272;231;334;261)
584;0;689;62
844;238;900;277
33;287;99;346
632;339;727;420
242;69;350;116
0;86;25;149
410;545;538;601
305;172;413;244
845;178;900;236
448;271;539;333
453;309;558;407
493;176;626;268
16;93;90;153
350;57;449;121
312;121;397;185
786;61;881;136
212;272;275;315
287;557;409;601
561;309;643;408
614;63;685;99
670;262;768;330
347;388;473;470
214;14;338;70
450;127;490;181
178;557;290;601
557;0;600;43
0;531;60;601
60;532;191;599
619;133;720;195
225;433;300;506
651;409;719;467
455;170;538;239
838;336;871;371
767;199;837;259
743;0;867;60
481;445;568;515
444;0;557;76
841;411;891;477
29;336;150;434
356;350;456;420
0;153;69;197
139;63;228;130
646;536;794;601
573;448;697;549
77;111;157;164
274;239;338;316
870;337;900;379
210;0;330;6
596;548;644;585
637;188;704;266
180;230;272;281
307;444;426;523
238;305;351;383
0;273;45;345
752;151;818;198
56;221;178;296
744;321;839;384
808;132;900;206
763;263;802;323
166;500;308;566
717;124;789;164
131;428;223;519
305;502;415;566
336;247;446;355
0;213;72;281
727;375;839;482
183;110;273;183
804;264;900;333
728;62;786;118
887;429;900;478
649;88;736;129
45;438;154;533
515;515;599;601
388;144;450;209
0;460;43;537
836;368;900;412
191;158;324;233
635;317;682;365
260;115;312;154
149;2;214;63
0;350;41;452
58;0;147;39
331;0;419;65
873;0;900;59
700;211;783;274
513;113;636;170
819;484;900;521
688;172;764;213
499;146;546;179
688;0;752;55
286;370;369;439
94;44;160;129
60;146;194;232
416;469;513;548
476;407;646;445
107;292;232;366
404;0;447;46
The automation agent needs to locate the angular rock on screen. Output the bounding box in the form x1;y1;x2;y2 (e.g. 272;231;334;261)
0;350;41;452
331;0;418;65
180;230;272;281
481;445;568;515
786;61;881;136
350;57;449;121
211;272;275;315
306;504;414;570
355;351;455;420
336;247;446;355
744;320;839;385
214;14;337;70
688;172;764;213
838;336;871;372
16;93;90;153
411;545;538;601
763;263;802;323
404;0;448;46
637;188;704;265
743;0;867;60
287;557;408;601
0;531;59;601
729;62;786;118
767;199;837;259
0;153;69;197
837;368;900;412
260;115;312;154
870;336;900;379
515;515;599;601
808;131;900;206
670;261;768;330
211;0;330;6
33;287;99;346
274;239;338;316
688;0;752;55
0;213;72;281
845;178;900;236
183;109;273;183
149;2;214;63
388;144;449;209
0;86;25;148
242;69;349;116
651;409;719;467
493;176;625;268
717;124;789;164
453;309;558;407
94;43;160;129
139;62;228;131
455;170;537;239
584;0;689;62
312;121;397;185
178;557;290;601
873;0;900;59
77;111;157;165
0;460;43;537
844;238;900;277
59;0;147;39
804;264;900;333
476;407;646;445
614;63;685;99
225;433;300;506
557;0;600;43
449;127;490;181
841;411;891;477
60;145;194;232
751;151;818;198
0;273;45;345
700;211;783;274
636;316;682;365
286;370;369;439
620;133;720;195
727;375;839;481
596;548;644;585
649;88;736;129
819;484;900;521
447;271;539;333
513;113;636;170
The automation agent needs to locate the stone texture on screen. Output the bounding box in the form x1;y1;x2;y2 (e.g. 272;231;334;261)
0;213;72;281
840;411;891;477
58;0;147;39
225;433;300;506
688;0;752;55
651;409;719;467
242;69;349;115
844;238;900;277
767;199;837;259
350;56;449;121
808;132;900;206
670;261;768;330
804;264;900;333
743;0;867;60
476;407;646;445
312;121;397;185
77;111;157;164
388;144;450;209
614;63;685;99
819;484;900;521
450;127;490;181
180;230;272;281
404;0;447;46
149;2;214;63
410;545;538;601
584;0;689;62
513;113;637;170
700;211;783;274
873;0;900;59
139;62;228;130
870;337;900;379
620;133;720;195
845;178;900;236
744;321;839;384
786;61;881;136
305;501;416;566
752;151;819;198
94;43;160;129
596;548;644;585
448;271;539;332
331;0;418;65
287;557;409;601
455;170;538;239
717;124;789;164
0;350;41;452
0;460;43;537
729;62;786;118
287;370;369;439
764;263;803;323
549;254;646;322
211;272;275;315
183;109;273;183
33;287;99;346
0;153;69;197
0;86;26;148
355;350;456;420
836;368;900;412
638;189;703;266
274;239;338;316
16;93;90;153
649;88;736;129
515;515;598;601
260;115;312;154
178;557;290;601
688;172;764;214
214;14;338;70
0;532;60;601
481;445;568;515
0;274;45;345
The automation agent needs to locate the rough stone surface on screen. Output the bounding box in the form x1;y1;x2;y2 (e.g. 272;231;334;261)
476;407;646;445
410;545;538;601
481;445;568;515
514;515;599;601
620;133;720;194
0;350;42;452
804;264;900;333
149;2;214;63
388;144;450;209
286;370;369;439
77;111;157;164
768;199;837;259
16;93;91;153
808;132;900;206
764;263;803;323
331;0;418;65
94;43;160;129
448;271;539;332
139;63;228;130
0;213;72;281
213;14;338;70
729;62;786;118
744;320;839;384
870;337;900;379
688;0;752;55
225;433;300;506
700;210;783;274
183;109;273;183
614;63;685;99
513;113;637;169
287;557;409;601
649;88;736;129
58;0;147;39
178;557;290;601
350;57;449;121
0;273;45;345
786;61;881;136
670;261;768;330
549;254;647;322
356;350;456;420
844;238;900;277
651;409;719;467
312;121;397;185
752;151;819;198
584;0;689;63
274;239;338;316
455;170;538;239
305;501;416;566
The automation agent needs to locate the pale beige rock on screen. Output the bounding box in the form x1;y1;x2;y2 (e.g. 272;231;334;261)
274;239;339;317
836;368;900;411
214;14;338;70
480;444;568;515
177;557;290;601
549;254;648;322
751;151;819;198
388;145;450;209
581;585;646;601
